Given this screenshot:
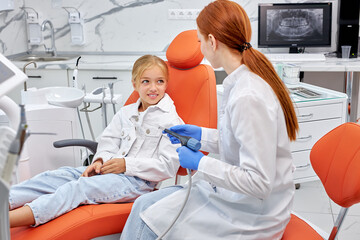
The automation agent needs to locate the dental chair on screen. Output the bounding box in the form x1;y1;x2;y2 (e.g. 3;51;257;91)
10;29;217;239
282;122;360;240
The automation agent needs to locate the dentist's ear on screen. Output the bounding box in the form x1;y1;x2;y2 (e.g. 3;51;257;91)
208;34;218;51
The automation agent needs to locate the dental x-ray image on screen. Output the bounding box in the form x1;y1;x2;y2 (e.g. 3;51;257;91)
266;9;323;42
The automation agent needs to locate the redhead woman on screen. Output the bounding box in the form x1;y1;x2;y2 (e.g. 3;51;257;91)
120;1;298;239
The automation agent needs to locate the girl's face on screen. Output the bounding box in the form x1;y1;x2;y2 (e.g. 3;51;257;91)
133;65;168;112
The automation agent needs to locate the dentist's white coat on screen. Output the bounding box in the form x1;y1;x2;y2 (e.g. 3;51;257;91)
141;65;295;240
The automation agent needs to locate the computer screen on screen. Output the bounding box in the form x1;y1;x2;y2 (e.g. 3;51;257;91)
258;3;332;53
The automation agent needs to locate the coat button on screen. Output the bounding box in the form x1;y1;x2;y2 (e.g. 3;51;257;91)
121;131;124;136
127;136;131;141
122;152;125;155
146;129;150;134
134;116;139;122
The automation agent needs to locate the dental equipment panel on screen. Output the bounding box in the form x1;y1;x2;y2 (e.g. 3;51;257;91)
0;53;28;240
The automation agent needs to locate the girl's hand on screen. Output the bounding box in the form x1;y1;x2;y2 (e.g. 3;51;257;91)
101;158;126;175
82;160;103;177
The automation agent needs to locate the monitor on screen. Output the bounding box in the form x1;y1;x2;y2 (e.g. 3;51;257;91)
258;3;332;53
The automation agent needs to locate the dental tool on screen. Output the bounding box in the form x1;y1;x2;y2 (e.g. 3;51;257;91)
72;56;81;88
1;105;28;184
163;128;201;151
82;84;95;141
101;85;108;129
108;82;116;115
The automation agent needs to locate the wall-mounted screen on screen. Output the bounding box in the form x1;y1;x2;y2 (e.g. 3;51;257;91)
258;3;332;52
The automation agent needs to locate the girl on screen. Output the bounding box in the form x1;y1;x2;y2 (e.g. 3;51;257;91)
121;1;299;239
9;55;183;227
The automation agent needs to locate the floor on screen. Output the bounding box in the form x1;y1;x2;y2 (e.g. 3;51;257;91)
293;180;360;239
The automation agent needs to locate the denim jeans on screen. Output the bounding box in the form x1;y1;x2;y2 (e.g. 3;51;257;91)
120;185;182;240
9;166;156;226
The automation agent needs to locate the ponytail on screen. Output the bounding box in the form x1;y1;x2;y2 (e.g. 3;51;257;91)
242;48;299;141
197;0;298;141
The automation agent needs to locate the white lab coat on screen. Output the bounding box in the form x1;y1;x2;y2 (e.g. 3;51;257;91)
141;65;295;239
93;93;183;183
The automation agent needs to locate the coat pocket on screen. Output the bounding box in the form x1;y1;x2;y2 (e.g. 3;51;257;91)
117;127;135;157
138;126;163;158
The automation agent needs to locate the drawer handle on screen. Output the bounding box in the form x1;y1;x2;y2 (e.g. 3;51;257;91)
92;77;117;80
298;113;313;120
297;135;312;142
296;163;311;170
28;75;42;78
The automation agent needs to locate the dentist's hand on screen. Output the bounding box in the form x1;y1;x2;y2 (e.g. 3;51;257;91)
164;124;202;144
176;146;204;170
82;160;102;177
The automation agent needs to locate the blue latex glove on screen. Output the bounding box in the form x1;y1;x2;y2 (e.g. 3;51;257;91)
176;146;204;170
164;124;202;144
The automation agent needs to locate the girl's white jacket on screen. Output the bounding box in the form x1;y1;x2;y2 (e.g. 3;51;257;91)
93;93;183;183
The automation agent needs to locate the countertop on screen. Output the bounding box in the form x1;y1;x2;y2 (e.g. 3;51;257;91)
7;52;360;72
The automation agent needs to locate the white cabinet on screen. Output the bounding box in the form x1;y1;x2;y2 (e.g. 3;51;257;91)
291;83;347;183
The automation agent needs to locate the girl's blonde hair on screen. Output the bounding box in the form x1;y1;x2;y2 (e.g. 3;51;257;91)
132;55;169;85
197;0;299;141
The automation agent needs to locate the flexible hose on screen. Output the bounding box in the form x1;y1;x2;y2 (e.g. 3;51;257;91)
156;168;192;240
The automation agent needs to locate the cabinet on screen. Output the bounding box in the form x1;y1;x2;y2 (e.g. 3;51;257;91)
290;83;347;183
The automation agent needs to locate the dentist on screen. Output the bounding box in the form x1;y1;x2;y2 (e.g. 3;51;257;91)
121;0;299;239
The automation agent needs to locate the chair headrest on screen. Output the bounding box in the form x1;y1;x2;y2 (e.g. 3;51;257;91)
166;30;204;69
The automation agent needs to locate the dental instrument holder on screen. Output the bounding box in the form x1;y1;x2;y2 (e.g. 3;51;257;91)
22;7;43;46
63;7;84;46
81;87;122;112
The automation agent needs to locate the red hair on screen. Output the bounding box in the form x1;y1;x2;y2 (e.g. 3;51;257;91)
197;0;298;141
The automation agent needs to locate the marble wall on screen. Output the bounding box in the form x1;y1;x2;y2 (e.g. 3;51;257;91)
0;0;339;56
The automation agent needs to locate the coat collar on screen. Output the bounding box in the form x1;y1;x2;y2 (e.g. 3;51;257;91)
222;64;248;90
123;93;174;119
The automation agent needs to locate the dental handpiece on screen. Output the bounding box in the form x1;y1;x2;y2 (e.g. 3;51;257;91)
164;128;201;151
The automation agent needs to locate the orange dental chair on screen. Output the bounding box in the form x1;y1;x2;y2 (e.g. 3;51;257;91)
282;122;360;240
10;29;217;239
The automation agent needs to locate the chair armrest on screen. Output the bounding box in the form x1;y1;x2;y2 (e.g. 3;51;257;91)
53;139;98;154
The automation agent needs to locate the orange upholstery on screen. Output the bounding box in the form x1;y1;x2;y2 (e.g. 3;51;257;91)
11;204;132;240
282;123;360;240
11;29;217;239
281;214;323;240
